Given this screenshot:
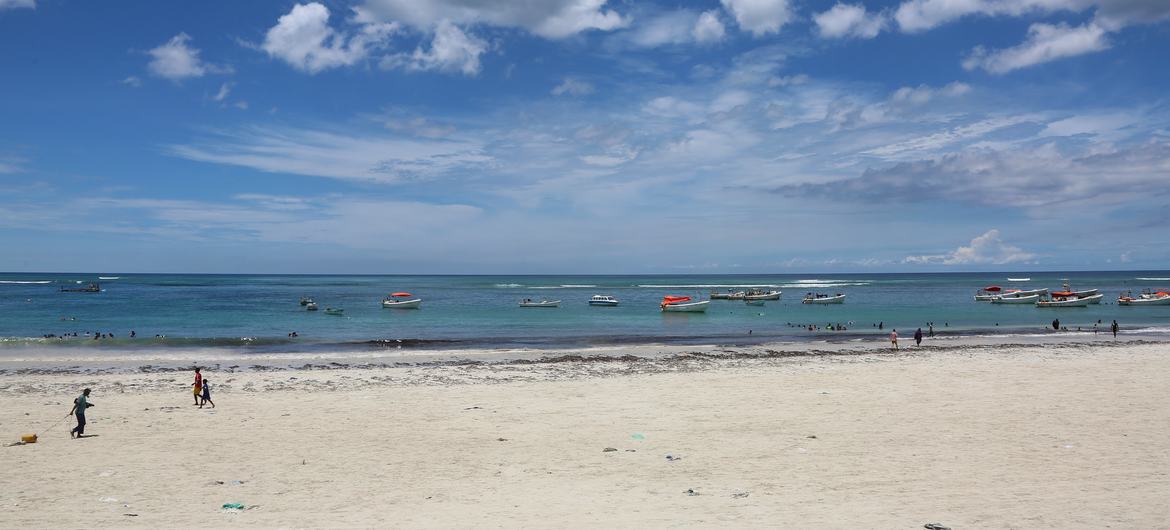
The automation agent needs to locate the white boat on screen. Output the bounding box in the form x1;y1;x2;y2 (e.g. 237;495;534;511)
519;299;560;308
745;299;766;306
382;292;422;309
588;295;620;307
1118;289;1170;306
802;293;845;304
1007;278;1031;282
991;294;1040;304
299;296;313;306
744;289;782;301
1035;293;1102;307
1050;280;1099;300
999;288;1048;298
709;290;745;300
305;302;318;311
324;307;345;315
661;296;709;312
974;285;1004;301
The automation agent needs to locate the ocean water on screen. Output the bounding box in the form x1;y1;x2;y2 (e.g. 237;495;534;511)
2;272;1169;357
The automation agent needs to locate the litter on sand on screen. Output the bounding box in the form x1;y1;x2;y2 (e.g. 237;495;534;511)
924;524;951;530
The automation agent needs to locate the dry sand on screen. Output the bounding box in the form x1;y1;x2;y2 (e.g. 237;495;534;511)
3;341;1169;528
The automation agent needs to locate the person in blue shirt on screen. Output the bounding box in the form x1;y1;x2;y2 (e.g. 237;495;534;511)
68;388;94;438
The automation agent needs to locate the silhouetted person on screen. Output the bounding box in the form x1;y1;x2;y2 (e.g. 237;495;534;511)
914;327;923;346
1112;320;1119;338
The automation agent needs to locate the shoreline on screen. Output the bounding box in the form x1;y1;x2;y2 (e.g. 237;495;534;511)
3;339;1169;527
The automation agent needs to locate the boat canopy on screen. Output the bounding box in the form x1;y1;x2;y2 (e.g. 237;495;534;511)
390;292;413;297
1158;292;1170;297
983;286;1002;292
662;296;691;304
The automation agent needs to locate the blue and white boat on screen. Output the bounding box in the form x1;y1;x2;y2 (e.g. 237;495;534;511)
588;295;620;307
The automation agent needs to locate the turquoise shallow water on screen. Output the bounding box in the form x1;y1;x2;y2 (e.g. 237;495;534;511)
1;272;1169;355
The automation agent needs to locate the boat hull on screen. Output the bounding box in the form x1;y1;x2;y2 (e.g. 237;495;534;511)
1119;296;1170;306
588;301;619;306
382;299;422;309
1036;294;1101;307
662;301;710;312
802;295;845;304
744;291;782;301
991;294;1040;304
519;301;560;308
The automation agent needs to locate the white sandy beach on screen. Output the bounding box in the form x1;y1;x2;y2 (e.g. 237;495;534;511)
3;340;1169;528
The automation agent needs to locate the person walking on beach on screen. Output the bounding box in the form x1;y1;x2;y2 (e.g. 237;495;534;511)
199;379;215;409
1112;320;1119;338
890;329;898;350
192;367;202;406
68;388;93;438
914;327;923;346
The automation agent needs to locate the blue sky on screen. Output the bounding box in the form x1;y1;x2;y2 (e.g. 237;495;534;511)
2;0;1169;274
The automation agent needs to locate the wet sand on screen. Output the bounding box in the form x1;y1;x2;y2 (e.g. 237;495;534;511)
3;339;1169;528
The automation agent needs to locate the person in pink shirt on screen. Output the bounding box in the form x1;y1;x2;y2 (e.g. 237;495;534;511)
890;329;898;350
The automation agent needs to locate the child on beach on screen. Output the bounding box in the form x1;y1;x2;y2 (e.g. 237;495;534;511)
200;379;215;409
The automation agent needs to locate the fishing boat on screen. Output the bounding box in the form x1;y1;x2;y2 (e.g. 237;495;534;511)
519;299;560;308
745;299;766;306
710;289;746;300
382;292;422;309
1050;280;1099;300
299;296;313;306
744;289;782;301
60;282;101;293
991;294;1040;304
1118;289;1170;306
661;296;709;312
1035;293;1103;307
999;288;1049;298
588;295;620;307
324;307;345;315
974;285;1003;301
305;302;318;311
802;293;845;304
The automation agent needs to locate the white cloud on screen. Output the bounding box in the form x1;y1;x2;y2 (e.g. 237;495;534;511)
693;10;727;43
147;33;228;81
213;82;232;102
262;3;399;74
894;0;1170;33
0;153;26;173
814;3;888;39
890;81;970;105
551;77;595;96
720;0;794;36
0;0;34;10
904;229;1036;265
120;76;142;88
383;20;486;76
169;125;492;184
963;22;1109;74
358;0;628;39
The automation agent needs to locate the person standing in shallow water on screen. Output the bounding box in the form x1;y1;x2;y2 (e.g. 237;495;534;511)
1112;320;1119;338
1052;319;1060;331
914;327;923;346
68;388;93;438
889;329;898;350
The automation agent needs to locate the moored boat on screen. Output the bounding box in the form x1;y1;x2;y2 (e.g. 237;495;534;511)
299;296;313;306
744;289;782;301
1000;288;1049;298
1118;289;1170;306
382;292;422;309
1050;280;1099;300
588;295;620;307
1036;293;1102;307
709;290;745;300
802;293;845;304
661;296;709;312
991;294;1040;304
745;299;765;306
974;285;1002;301
305;302;318;311
324;307;345;315
60;282;101;293
519;299;560;308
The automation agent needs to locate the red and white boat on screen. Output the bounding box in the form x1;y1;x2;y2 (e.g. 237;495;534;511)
661;296;709;312
382;292;422;309
1118;289;1170;306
